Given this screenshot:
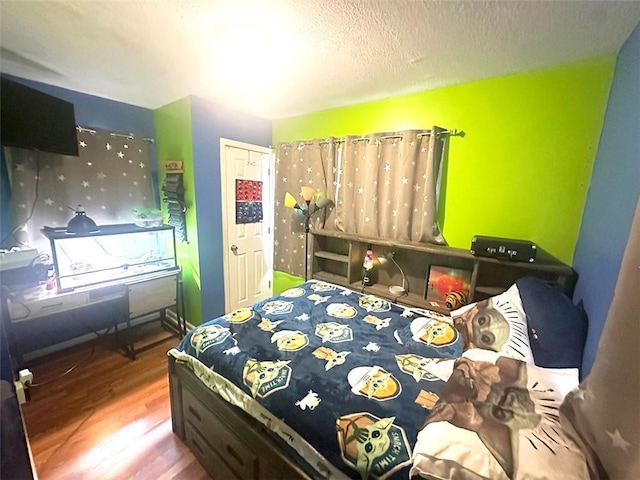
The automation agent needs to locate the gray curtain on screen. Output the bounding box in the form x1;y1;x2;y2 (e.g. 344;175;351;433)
273;127;447;277
560;197;640;480
333;127;446;243
5;127;154;256
273;139;336;278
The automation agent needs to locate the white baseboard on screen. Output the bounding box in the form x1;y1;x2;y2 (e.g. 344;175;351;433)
165;309;196;332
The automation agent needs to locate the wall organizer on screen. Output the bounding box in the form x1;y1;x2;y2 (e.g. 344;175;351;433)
163;160;187;243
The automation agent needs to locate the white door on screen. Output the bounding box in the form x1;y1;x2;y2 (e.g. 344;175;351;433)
220;139;274;312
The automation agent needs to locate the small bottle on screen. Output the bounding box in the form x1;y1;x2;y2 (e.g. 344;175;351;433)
362;247;374;286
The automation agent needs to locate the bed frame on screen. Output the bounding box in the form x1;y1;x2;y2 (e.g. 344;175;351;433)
168;355;316;480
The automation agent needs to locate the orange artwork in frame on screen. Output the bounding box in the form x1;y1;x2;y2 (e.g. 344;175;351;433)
425;266;471;307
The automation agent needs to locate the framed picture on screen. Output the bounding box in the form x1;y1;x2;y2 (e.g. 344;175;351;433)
425;265;472;309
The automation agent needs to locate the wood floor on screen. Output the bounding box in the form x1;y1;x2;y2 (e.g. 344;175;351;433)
20;322;211;480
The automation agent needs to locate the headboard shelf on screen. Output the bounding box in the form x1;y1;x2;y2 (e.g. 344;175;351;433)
310;229;577;312
311;228;472;258
314;251;350;263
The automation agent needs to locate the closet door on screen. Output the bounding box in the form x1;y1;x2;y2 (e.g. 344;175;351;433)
220;139;274;312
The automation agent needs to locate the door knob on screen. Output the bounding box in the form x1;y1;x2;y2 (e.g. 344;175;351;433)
230;245;238;254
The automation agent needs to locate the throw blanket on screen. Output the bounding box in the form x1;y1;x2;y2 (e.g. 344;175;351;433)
174;280;463;480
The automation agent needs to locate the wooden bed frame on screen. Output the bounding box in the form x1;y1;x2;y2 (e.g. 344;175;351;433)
168;355;318;480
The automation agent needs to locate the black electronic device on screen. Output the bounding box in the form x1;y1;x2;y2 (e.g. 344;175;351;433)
0;76;79;156
470;235;537;263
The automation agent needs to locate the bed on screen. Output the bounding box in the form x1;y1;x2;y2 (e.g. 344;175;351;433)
167;278;593;480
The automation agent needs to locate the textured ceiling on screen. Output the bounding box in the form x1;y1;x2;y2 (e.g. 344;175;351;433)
1;0;639;119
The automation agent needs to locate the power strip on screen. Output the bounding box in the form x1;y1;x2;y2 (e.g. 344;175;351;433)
0;248;40;271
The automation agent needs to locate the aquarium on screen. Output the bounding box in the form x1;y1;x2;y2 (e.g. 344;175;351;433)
41;223;178;292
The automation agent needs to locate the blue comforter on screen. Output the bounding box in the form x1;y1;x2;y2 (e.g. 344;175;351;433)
176;280;463;480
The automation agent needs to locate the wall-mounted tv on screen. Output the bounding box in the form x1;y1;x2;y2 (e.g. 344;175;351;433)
1;77;79;156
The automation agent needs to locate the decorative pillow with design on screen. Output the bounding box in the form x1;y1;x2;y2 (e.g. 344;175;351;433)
411;348;588;480
515;277;588;369
450;284;534;363
393;308;463;359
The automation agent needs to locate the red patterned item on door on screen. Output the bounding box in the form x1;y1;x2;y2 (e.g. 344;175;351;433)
236;179;263;201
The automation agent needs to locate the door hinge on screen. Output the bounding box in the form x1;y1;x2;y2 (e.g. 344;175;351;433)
269;280;272;288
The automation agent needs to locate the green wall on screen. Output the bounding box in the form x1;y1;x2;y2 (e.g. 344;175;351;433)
153;98;203;326
273;57;615;264
154;97;271;325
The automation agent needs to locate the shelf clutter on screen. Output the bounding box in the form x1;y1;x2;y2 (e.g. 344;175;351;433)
162;161;187;243
310;229;577;314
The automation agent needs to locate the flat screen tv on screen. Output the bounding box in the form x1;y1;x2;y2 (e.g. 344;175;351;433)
1;77;79;156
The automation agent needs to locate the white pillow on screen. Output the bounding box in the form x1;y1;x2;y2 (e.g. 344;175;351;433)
411;349;587;480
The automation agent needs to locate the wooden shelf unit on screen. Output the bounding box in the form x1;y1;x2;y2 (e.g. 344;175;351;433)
310;229;577;313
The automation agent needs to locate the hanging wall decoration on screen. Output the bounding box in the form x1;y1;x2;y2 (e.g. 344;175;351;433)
162;160;187;242
235;179;263;224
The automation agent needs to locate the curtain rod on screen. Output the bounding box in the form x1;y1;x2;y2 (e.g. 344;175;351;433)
76;125;155;143
280;128;460;148
417;129;461;137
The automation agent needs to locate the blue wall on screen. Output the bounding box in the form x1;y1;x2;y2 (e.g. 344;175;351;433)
189;96;272;320
2;74;155;137
1;74;159;208
573;24;640;376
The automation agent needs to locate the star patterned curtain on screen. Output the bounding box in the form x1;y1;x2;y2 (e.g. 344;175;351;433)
274;127;447;277
560;198;640;479
4;127;154;256
335;128;446;243
274;139;337;278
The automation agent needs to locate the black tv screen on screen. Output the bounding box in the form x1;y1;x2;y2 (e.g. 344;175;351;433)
1;77;79;156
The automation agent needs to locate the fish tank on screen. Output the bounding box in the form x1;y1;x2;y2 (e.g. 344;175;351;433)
41;223;178;292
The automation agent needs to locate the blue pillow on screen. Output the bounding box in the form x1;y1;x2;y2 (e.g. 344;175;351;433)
515;277;588;369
